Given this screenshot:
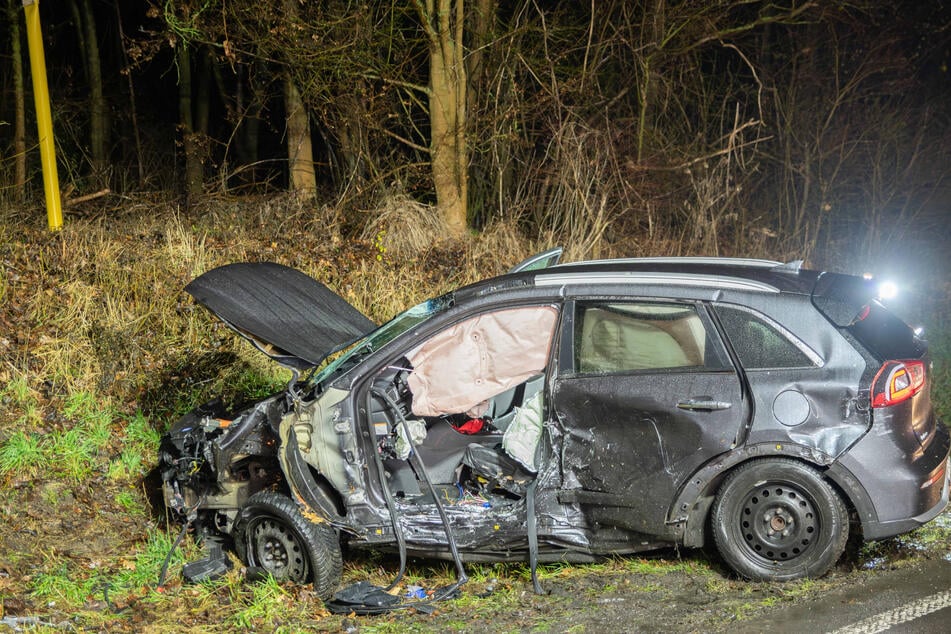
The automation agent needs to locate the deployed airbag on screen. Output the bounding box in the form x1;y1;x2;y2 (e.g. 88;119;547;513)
502;390;545;472
406;306;558;417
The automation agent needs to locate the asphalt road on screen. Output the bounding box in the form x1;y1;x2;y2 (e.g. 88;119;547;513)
728;558;951;633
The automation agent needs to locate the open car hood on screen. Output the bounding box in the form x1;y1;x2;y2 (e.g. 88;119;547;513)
185;262;376;370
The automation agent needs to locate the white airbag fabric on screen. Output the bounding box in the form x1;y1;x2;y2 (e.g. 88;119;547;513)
406;306;558;417
395;418;428;460
501;390;545;472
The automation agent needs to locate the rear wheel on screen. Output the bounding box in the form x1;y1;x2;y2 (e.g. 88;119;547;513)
233;491;342;599
711;459;848;581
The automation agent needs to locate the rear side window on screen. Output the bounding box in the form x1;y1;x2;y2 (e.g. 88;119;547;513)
715;305;817;369
846;302;925;361
575;302;727;373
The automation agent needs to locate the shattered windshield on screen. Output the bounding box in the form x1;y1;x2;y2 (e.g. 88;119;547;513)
311;293;454;387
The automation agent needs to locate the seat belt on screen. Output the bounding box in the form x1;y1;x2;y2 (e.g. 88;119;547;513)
526;478;544;594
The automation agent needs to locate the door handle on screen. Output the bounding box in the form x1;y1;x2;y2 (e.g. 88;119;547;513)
677;397;732;411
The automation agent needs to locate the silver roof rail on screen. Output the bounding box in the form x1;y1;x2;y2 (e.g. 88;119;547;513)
535;271;779;293
555;256;783;268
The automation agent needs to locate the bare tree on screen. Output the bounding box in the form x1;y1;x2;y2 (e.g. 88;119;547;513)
414;0;468;236
282;0;317;197
284;75;317;196
69;0;109;185
7;0;26;201
176;43;205;199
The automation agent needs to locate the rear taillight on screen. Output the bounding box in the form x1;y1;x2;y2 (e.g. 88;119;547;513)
871;360;926;408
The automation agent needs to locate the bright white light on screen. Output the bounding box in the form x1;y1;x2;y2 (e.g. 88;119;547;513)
878;281;898;300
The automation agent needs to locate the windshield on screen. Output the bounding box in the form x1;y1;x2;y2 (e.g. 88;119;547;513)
310;293;454;386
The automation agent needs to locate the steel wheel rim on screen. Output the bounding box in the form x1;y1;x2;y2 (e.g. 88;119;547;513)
247;516;310;581
738;482;818;562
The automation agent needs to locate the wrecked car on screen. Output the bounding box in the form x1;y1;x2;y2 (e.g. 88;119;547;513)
158;251;950;602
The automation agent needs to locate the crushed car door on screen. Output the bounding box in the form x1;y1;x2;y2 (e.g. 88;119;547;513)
551;300;749;535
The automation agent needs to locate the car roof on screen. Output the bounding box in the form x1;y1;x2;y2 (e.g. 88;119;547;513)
460;256;824;301
542;257;820;293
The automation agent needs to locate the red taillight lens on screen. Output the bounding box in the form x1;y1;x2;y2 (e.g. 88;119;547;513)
871;360;926;408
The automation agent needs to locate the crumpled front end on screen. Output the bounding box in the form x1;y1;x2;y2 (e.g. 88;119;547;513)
158;394;287;534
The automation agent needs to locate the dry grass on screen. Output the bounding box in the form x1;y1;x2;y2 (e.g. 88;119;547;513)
359;191;449;259
0;193;546;416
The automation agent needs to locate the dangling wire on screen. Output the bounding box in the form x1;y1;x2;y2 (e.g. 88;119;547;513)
325;389;468;614
156;496;204;590
374;388;468;587
367;387;410;591
526;478;544;594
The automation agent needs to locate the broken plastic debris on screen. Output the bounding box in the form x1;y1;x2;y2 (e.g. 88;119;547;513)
182;539;232;583
325;581;401;615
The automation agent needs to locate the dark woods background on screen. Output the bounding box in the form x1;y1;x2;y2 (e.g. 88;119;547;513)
2;1;950;283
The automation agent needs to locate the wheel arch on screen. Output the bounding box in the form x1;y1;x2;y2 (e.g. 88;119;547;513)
675;443;872;548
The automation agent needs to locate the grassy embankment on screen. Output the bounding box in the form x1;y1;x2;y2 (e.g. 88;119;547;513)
1;195;949;631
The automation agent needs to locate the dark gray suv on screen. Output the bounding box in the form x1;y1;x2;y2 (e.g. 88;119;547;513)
158;252;949;602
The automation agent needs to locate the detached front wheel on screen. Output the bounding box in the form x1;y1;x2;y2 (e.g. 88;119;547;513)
233;491;342;599
711;459;849;581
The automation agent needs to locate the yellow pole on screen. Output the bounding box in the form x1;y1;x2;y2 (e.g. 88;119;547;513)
22;0;63;231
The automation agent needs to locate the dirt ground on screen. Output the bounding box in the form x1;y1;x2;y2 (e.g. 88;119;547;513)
2;467;948;633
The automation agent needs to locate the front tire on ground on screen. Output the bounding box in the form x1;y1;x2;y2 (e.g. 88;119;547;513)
233;490;342;599
710;458;849;581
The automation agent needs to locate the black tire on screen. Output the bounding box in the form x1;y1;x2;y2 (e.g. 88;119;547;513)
710;458;849;581
233;491;342;599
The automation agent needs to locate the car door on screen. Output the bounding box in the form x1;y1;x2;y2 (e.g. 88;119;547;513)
551;299;749;536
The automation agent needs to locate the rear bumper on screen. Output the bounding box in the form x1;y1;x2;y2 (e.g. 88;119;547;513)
862;457;949;540
830;420;950;541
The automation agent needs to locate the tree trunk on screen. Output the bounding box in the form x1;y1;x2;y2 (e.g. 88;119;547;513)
284;75;317;196
236;63;263;174
467;0;495;106
333;86;371;194
417;0;469;237
283;0;316;197
70;0;108;184
114;0;144;188
9;0;26;201
83;0;106;181
636;0;665;162
177;44;204;199
465;0;497;225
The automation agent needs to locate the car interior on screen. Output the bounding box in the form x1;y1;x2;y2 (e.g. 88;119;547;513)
365;305;560;506
370;362;547;504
